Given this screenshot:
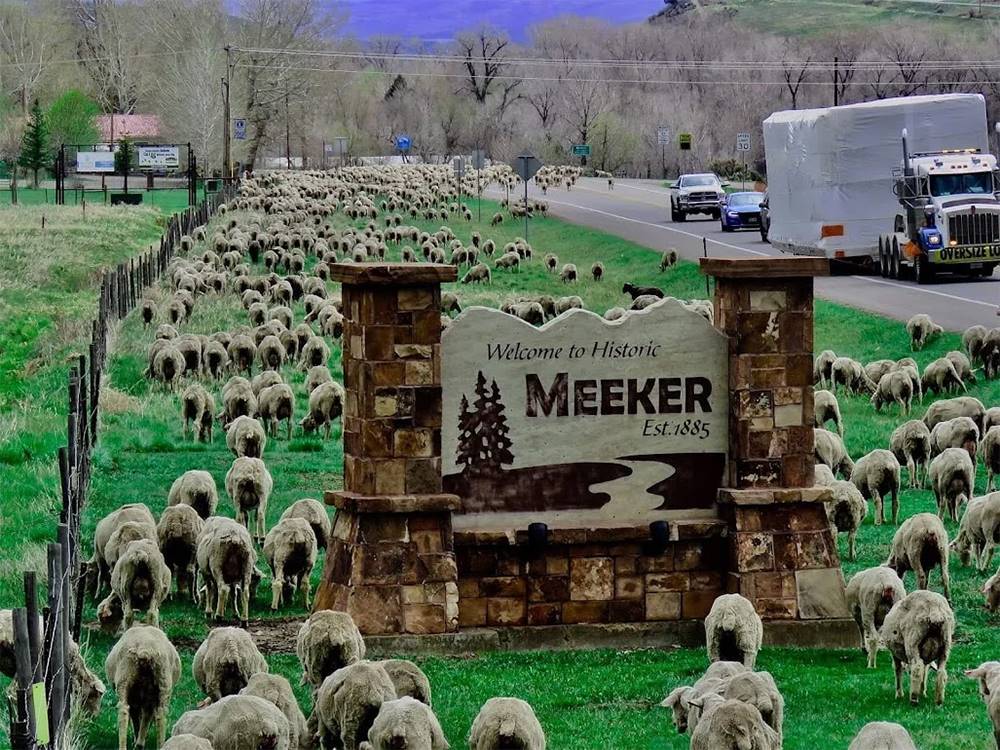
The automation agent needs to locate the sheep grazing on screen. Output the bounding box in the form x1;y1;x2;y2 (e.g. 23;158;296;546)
887;513;951;600
871;370;913;414
306;365;334;395
258;334;286;371
554;296;583;316
984;426;1000;491
240;673;310;750
661;661;747;735
814;428;855;478
225;456;273;543
928;447;974;522
263;517;318;610
848;722;917;750
162;735;213;750
182;384;215;443
881;590;954;705
300;336;331;369
494;252;520;272
302;380;345;439
907;313;943;351
704;594;763;669
440;292;461;317
947;349;976;384
111;538;171;628
193;626;269;702
490;212;503;226
310;661;397;750
591;261;604;282
89;503;157;598
172;694;290;750
930;416;980;464
845;566;906;669
865;359;895;385
923;395;986;432
722;670;784;743
226;415;267;459
660;249;678;271
158;505;204;601
203;340;230;378
376;659;432;706
921;357;966;396
360;696;448;750
813;390;843;436
105;624;181;750
153;345;186;390
168;470;219;519
141;299;155;327
462;263;491;284
965;663;1000;748
280;497;331;549
604;307;628;322
688;698;779;750
252;369;284;397
228;334;256;376
832;356;876;394
622;282;664;300
505;301;545;326
826;480;868;560
258;382;296;439
105;519;158;577
196;516;257;622
220;376;258;426
544;253;558;273
296;610;366;689
814;463;836;486
890;420;932;490
468;697;546;750
952;492;1000;572
814;349;837;388
850;449;901;526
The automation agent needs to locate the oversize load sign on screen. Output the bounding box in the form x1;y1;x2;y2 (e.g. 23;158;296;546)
138;146;179;168
442;302;728;528
937;244;1000;263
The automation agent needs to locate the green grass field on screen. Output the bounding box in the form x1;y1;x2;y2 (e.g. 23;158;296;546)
3;196;1000;748
0;186;210;214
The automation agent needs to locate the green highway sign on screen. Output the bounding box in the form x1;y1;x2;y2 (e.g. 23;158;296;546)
572;144;591;157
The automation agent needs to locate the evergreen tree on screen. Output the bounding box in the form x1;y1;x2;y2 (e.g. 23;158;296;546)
485;380;514;470
466;371;492;471
18;99;49;189
455;394;478;470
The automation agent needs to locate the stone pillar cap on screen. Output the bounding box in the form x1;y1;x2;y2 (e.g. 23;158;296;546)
331;262;459;285
717;487;833;505
326;490;462;513
700;257;829;278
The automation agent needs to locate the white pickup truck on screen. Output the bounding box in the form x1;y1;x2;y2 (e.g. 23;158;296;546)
669;173;726;222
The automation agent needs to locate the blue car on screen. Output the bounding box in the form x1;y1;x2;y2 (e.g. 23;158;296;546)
720;192;765;232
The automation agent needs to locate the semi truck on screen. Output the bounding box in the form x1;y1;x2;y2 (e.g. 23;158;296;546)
762;94;1000;282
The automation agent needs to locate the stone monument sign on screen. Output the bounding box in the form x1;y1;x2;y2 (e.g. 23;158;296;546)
441;302;729;529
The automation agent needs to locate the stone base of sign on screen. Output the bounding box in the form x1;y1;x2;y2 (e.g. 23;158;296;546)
454;521;727;628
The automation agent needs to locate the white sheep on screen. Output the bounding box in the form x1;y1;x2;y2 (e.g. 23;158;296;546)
259;382;296;439
167;470;219;519
158;504;204;601
300;336;331;369
921;357;966;397
225;456;273;543
553;296;583;316
263;517;318;610
984;426;1000;492
468;697;545;750
848;722;917;750
193;626;269;702
105;624;181;750
153;345;186;390
814;349;837;388
947;349;976;384
845;566;906;669
90;504;157;597
171;694;290;750
359;697;448;750
889;420;932;490
240;673;310;750
832;356;875;394
461;263;491;284
814;428;855;478
906;313;943;351
886;513;951;601
305;365;334;395
182;384;215;442
494;251;520;272
704;594;763;669
849;449;900;526
930;416;980;465
826;480;868;560
951;493;1000;571
378;659;432;706
280;498;332;550
297;610;366;689
111;539;171;628
721;670;784;743
813;463;836;486
871;370;913;414
311;661;397;750
813;390;843;436
302;380;345;439
881;590;954;705
923;395;986;432
928;447;974;522
660;249;678;271
251;369;284;397
660;661;747;735
196;516;257;621
161;735;213;750
226;415;267;459
965;663;1000;748
219;376;258;425
688;698;779;750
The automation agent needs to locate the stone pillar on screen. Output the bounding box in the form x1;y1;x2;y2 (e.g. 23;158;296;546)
313;263;461;635
700;258;849;623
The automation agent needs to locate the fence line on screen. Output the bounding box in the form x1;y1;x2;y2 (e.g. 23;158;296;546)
7;183;237;750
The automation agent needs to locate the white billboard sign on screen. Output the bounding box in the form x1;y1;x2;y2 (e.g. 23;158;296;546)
138;146;180;169
76;151;116;173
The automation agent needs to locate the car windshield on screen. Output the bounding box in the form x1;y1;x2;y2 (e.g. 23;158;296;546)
728;193;763;206
680;175;718;187
929;171;993;197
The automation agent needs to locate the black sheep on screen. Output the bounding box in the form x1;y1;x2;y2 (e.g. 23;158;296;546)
622;282;664;300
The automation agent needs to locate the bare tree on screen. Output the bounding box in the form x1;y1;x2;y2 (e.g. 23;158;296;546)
0;2;52;113
71;0;147;114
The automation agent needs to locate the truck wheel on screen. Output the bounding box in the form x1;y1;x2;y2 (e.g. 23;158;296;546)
760;227;769;243
914;255;934;285
878;238;888;277
670;203;681;222
675;209;686;222
891;247;902;280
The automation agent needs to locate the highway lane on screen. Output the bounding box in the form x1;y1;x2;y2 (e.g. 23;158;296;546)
497;177;999;331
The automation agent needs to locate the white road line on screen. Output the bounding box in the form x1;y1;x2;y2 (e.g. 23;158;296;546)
848;275;999;309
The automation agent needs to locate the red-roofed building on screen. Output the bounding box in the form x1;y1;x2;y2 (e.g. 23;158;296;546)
97;114;161;142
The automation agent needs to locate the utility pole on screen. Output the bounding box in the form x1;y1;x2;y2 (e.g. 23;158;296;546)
223;45;232;179
833;56;839;107
284;91;291;170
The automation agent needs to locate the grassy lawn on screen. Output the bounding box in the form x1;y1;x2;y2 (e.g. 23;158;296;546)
0;186;207;215
3;195;999;748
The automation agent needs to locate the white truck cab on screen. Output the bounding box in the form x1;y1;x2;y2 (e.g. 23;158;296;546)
670;173;725;222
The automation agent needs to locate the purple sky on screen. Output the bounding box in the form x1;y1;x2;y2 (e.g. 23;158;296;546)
338;0;662;43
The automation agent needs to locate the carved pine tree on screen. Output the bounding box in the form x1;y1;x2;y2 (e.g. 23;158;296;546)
455;394;477;469
455;371;514;476
484;379;514;470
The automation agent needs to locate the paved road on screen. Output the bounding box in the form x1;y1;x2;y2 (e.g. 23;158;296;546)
497;177;999;331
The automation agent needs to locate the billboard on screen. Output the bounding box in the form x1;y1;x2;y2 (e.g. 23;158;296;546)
76;151;116;173
137;146;180;169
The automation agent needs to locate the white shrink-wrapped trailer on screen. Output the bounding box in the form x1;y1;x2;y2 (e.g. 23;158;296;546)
763;94;990;262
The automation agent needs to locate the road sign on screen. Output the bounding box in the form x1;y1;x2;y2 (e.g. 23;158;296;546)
395;135;412;152
138;146;180;169
736;132;752;152
512;153;542;182
453;156;466;177
472;149;487;170
657;127;671;145
233;118;247;141
572;144;591;157
679;133;692;151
